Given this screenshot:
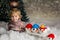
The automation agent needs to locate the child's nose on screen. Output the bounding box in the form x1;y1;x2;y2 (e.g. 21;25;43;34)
13;16;16;19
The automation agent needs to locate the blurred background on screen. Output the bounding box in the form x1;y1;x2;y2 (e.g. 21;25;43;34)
23;0;60;22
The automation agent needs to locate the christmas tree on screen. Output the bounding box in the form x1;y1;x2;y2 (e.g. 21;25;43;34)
0;0;29;22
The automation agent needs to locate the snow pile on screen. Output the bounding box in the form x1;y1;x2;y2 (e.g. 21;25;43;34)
0;27;7;35
0;34;9;40
0;21;60;40
9;30;35;40
0;27;60;40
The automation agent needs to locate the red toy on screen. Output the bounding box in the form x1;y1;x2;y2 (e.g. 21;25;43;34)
26;23;32;29
47;33;55;40
26;23;32;32
40;24;47;32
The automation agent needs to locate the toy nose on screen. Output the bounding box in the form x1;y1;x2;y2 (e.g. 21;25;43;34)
41;29;45;32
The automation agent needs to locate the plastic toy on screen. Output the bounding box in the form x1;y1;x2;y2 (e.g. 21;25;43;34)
40;24;47;32
25;23;32;32
47;33;55;40
32;24;39;33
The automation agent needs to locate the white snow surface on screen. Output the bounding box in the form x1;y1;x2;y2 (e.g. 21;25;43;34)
0;20;60;40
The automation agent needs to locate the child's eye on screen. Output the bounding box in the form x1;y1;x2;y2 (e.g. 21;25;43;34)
15;16;17;17
11;16;14;18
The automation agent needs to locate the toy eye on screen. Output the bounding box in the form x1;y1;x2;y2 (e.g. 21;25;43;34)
32;28;36;30
33;29;35;30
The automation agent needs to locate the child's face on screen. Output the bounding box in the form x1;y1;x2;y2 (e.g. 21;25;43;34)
11;12;21;22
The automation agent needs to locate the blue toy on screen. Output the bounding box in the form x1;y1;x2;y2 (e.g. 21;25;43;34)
32;24;39;29
32;24;39;33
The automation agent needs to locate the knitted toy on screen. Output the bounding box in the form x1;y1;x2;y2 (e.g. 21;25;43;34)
39;24;47;32
47;33;55;40
25;23;32;32
32;24;39;33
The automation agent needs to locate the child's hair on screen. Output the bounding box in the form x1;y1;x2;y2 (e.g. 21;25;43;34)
10;8;22;17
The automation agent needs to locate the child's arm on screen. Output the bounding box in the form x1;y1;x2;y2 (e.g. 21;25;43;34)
8;22;15;31
19;22;26;32
8;23;11;31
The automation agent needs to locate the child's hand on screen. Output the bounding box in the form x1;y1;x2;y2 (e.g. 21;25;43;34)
13;27;21;31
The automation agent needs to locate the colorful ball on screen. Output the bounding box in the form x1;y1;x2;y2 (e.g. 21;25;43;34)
26;23;32;29
32;24;39;29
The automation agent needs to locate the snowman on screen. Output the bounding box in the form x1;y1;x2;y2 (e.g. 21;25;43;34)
25;23;32;33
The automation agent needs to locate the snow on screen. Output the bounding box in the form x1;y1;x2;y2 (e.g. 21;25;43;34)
0;20;60;40
0;27;7;35
0;34;9;40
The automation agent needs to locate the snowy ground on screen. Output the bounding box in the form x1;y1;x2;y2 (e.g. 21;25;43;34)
0;18;60;40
